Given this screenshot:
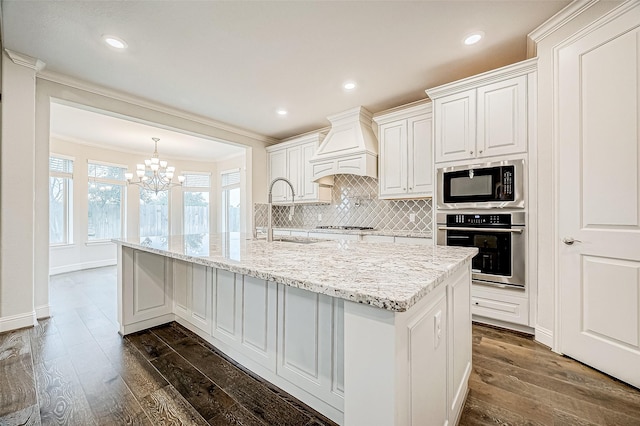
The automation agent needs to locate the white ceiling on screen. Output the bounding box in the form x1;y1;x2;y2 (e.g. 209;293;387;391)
50;102;245;161
2;1;570;141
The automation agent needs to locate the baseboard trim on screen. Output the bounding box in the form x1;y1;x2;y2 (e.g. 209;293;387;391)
472;315;535;335
118;314;175;336
49;259;116;276
0;311;37;333
35;304;51;319
534;325;553;349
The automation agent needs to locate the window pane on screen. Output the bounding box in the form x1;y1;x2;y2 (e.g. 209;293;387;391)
184;191;209;234
88;182;123;240
49;176;67;244
140;189;169;242
222;187;240;233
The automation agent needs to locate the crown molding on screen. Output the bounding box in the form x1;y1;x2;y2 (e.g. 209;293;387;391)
5;49;46;71
373;99;432;124
38;69;278;146
526;0;599;57
425;58;537;100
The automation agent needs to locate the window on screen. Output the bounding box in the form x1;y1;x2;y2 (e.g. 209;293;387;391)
140;189;169;244
87;161;127;241
221;169;241;234
49;156;73;245
183;173;210;235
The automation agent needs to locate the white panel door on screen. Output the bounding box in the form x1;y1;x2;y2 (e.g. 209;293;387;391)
558;4;640;388
434;90;476;163
476;75;527;158
268;149;287;203
379;120;407;197
408;114;433;196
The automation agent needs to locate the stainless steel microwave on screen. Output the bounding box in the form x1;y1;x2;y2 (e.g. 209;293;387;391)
437;160;525;209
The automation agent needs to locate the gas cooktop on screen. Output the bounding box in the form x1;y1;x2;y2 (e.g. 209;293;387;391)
315;226;375;230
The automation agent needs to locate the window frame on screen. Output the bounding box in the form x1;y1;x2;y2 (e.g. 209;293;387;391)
49;154;74;247
182;171;212;235
87;159;127;243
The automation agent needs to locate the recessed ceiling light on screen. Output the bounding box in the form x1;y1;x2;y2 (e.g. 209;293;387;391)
276;109;288;116
343;81;357;91
463;32;484;46
103;35;128;49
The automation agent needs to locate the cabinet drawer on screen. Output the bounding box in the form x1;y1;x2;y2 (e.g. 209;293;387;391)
471;288;529;326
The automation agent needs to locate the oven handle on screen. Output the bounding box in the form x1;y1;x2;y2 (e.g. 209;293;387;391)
438;226;523;234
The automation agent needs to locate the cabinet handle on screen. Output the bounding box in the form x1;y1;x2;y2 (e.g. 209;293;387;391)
479;150;483;154
470;150;474;155
409;187;413;190
403;188;406;191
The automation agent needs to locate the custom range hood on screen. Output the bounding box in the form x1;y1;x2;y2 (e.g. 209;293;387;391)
309;106;378;182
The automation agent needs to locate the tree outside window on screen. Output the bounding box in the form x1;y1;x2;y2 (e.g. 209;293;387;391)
88;162;126;241
49;156;73;245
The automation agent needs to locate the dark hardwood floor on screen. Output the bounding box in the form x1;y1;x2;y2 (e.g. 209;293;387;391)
1;266;639;425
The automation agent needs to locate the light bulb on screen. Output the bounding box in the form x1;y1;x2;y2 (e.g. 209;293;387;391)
144;160;151;167
166;172;174;179
160;160;168;168
125;172;133;181
151;164;159;171
151;157;159;165
178;175;186;183
136;170;145;178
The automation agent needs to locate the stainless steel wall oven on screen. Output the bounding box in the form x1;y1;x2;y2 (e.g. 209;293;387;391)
437;212;525;289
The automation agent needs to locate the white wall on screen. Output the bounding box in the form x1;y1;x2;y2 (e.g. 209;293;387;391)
533;0;622;348
0;50;39;330
49;138;242;275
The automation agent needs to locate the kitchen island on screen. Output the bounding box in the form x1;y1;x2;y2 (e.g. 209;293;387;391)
113;233;477;425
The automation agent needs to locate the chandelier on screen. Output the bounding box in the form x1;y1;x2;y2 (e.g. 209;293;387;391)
124;137;185;194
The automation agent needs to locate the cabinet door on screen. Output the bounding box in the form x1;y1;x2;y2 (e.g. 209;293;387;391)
378;120;408;198
268;149;288;203
300;142;319;201
285;146;300;202
477;75;527;158
434;90;476;163
408;114;433;196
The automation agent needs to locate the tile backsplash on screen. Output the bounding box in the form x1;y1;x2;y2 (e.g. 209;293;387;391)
254;174;432;233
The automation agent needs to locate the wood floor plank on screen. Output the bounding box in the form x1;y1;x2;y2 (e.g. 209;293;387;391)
467;374;553;424
102;341;168;400
458;394;525;426
166;337;312;426
140;385;209;426
150;324;190;345
77;366;152;426
206;403;266;426
126;331;173;361
33;357;96;425
0;329;37;418
0;403;41;426
150;352;236;421
30;333;67;365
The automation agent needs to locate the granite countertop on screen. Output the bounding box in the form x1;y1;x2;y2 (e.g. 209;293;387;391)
261;227;433;239
112;233;476;312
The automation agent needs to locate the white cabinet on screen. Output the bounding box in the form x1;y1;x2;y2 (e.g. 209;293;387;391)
374;102;433;199
471;285;530;327
427;59;535;163
267;133;333;204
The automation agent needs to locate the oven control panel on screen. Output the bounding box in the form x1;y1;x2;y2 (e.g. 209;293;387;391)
446;214;512;227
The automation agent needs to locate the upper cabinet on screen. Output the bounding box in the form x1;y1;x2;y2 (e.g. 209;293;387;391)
267;133;333;204
374;102;433;199
427;59;536;164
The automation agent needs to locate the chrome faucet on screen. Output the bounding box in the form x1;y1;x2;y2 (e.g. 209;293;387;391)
267;177;295;242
